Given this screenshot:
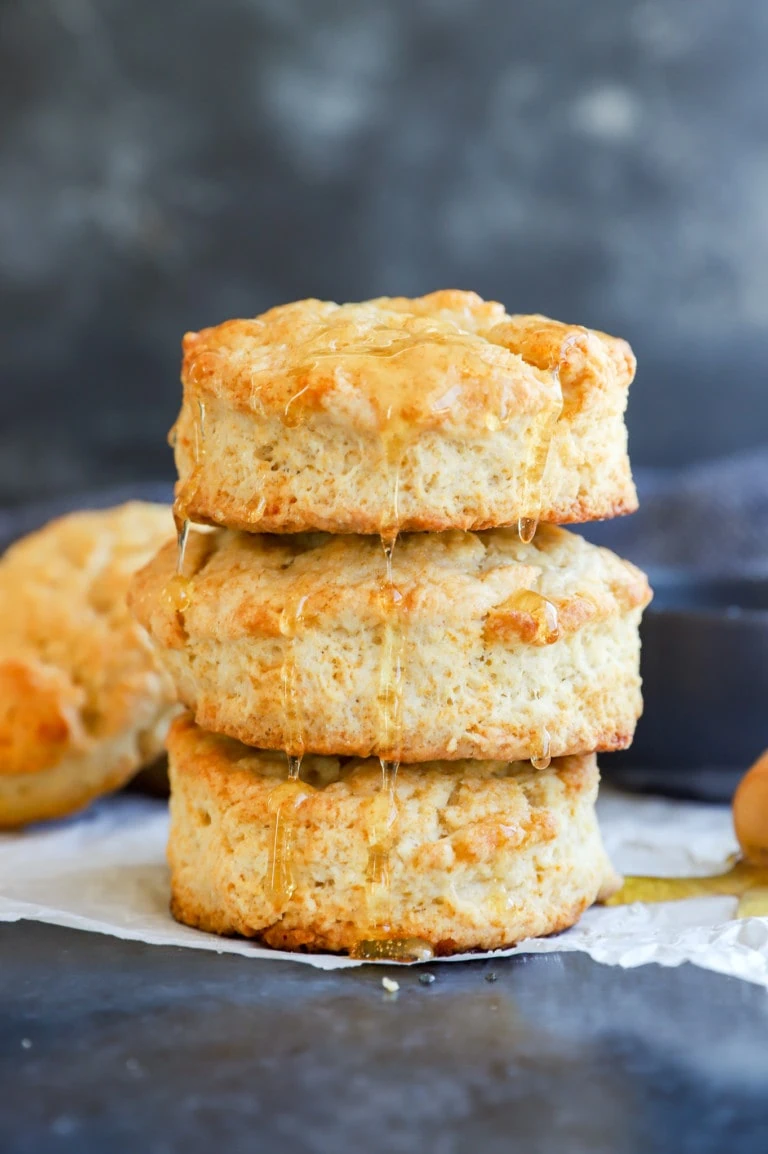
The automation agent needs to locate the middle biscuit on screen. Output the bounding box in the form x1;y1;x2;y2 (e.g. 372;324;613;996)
130;524;651;764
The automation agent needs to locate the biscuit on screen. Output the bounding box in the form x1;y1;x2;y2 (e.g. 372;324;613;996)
167;715;620;955
171;290;637;535
130;523;651;763
0;502;179;825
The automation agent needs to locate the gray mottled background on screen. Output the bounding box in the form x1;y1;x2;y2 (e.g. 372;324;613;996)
2;0;768;505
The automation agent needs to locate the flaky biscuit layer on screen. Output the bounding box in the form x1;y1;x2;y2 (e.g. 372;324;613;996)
172;291;637;534
168;716;620;955
130;524;651;763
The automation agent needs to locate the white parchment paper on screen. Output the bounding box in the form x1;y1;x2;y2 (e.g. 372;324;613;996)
1;788;767;984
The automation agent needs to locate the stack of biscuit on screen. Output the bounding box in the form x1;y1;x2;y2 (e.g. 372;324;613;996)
130;290;652;959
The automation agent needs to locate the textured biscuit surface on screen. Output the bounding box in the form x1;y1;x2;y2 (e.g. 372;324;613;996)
167;715;620;955
172;290;637;534
131;523;651;762
0;502;179;825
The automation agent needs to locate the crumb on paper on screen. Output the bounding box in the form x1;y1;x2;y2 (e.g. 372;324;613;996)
419;972;436;985
382;976;399;993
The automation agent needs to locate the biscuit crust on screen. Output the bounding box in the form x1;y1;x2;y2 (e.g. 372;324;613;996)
0;502;179;826
172;291;637;534
130;523;651;763
167;716;620;955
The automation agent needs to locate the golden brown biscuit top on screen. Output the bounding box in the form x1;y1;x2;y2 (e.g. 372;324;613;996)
178;290;635;435
0;502;175;776
130;523;651;647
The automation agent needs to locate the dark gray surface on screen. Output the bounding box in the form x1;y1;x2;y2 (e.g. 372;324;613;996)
3;0;768;506
1;921;766;1153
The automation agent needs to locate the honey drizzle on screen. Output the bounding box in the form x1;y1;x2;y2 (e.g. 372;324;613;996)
498;589;559;770
355;510;409;947
280;322;568;544
354;750;434;961
176;517;190;576
266;577;312;908
160;514;193;616
162;573;191;616
361;758;400;934
377;561;405;753
273;328;574;955
530;727;552;771
280;591;309;759
382;534;396;585
265;754;309;908
174;395;208;528
736;888;768;918
195;398;207;456
518;517;538;544
350;937;435;962
517;350;565;543
604;858;768;918
503;589;560;647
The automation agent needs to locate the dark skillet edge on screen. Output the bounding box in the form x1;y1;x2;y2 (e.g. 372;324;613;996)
645;567;768;615
601;568;768;801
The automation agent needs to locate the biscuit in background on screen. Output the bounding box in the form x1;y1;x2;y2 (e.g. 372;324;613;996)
0;501;179;826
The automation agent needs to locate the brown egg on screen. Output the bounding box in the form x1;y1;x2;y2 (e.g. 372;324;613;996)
733;750;768;865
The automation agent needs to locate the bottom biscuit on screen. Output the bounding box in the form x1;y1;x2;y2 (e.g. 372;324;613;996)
167;715;620;956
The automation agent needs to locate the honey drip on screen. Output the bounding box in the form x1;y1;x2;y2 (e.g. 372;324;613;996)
382;534;396;585
376;597;405;758
517;356;564;543
736;888;768;918
531;727;552;771
353;500;409;953
265;754;309;908
283;388;311;428
505;589;560;646
161;515;192;615
175;397;208;527
176;518;190;576
194;398;207;465
518;516;538;544
352;745;435;962
280;592;310;758
495;589;557;768
277;332;576;955
604;858;768;918
362;758;400;931
350;937;435;963
268;571;312;908
162;574;191;616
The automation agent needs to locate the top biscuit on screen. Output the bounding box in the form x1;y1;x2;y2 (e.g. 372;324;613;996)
172;290;637;536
